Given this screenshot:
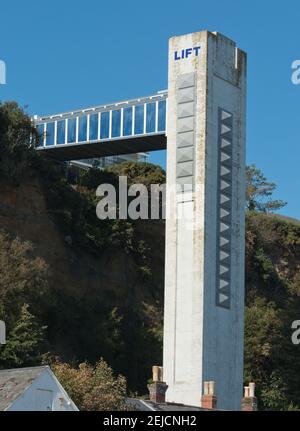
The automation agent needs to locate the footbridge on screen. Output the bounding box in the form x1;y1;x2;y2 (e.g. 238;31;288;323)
34;91;167;161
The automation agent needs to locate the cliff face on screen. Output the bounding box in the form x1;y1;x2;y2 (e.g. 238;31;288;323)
244;212;300;409
0;180;135;297
1;169;300;408
0;176;165;392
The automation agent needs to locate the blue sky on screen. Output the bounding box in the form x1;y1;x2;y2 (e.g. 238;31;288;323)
0;0;299;218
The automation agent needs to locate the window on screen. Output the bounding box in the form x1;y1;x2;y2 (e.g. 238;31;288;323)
146;103;156;133
158;100;166;132
36;124;45;147
123;107;132;136
111;110;121;138
67;118;76;143
78;116;87;142
57;120;66;145
134;104;144;135
46;122;55;146
89;114;98;140
100;112;110;139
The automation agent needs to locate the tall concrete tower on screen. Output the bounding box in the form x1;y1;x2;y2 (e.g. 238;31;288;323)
163;31;247;411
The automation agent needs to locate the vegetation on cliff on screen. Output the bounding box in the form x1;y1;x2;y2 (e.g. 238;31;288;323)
0;102;299;410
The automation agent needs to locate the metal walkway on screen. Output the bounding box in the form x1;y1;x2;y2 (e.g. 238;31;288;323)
34;91;167;161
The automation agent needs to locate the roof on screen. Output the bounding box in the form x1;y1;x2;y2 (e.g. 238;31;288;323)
127;398;212;411
0;366;48;411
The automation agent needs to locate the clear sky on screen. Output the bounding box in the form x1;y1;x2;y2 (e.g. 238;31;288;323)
0;0;299;218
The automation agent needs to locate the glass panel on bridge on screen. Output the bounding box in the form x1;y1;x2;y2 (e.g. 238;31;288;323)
68;118;76;143
112;109;121;138
134;104;144;135
78;116;87;142
146;102;156;133
36;124;45;147
123;107;133;136
100;111;110;139
46;122;55;146
89;113;98;140
35;93;167;152
57;120;66;145
158;100;166;132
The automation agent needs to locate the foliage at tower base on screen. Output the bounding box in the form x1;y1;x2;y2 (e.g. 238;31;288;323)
245;212;300;410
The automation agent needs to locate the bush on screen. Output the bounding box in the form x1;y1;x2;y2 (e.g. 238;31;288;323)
51;359;128;411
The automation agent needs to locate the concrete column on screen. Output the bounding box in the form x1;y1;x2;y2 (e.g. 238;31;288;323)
163;30;247;410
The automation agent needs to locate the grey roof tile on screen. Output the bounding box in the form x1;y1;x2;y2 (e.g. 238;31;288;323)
0;366;47;410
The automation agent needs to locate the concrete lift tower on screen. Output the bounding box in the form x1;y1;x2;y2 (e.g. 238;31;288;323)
163;30;247;411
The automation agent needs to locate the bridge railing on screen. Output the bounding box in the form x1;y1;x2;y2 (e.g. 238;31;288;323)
34;91;167;148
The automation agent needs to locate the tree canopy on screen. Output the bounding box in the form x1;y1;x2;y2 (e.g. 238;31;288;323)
51;359;128;411
0;102;38;184
0;304;47;368
246;164;287;212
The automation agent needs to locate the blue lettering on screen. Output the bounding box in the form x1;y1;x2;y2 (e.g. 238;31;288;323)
193;46;201;56
174;46;201;61
174;51;181;61
185;48;193;58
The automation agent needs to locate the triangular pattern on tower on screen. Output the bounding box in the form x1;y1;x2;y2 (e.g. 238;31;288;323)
216;108;233;309
176;73;196;192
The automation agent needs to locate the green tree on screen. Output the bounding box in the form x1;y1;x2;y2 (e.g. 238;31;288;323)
0;231;48;326
77;161;166;190
260;371;289;411
107;161;166;187
244;298;288;410
246;164;286;212
0;304;47;368
244;298;283;383
0;102;38;184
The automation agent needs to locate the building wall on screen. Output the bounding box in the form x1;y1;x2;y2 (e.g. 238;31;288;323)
163;31;246;410
8;369;78;411
74;152;149;169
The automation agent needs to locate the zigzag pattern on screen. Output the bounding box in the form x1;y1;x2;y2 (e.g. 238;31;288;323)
216;109;233;309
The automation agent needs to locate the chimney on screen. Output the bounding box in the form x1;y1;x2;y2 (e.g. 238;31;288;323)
241;382;257;411
147;366;168;404
201;381;217;409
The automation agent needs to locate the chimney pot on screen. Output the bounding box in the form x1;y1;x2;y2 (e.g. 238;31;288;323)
249;382;255;398
241;382;257;411
152;365;163;382
209;381;215;396
148;366;168;404
201;381;217;409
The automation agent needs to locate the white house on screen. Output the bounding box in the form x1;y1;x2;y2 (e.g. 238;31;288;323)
0;366;78;411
